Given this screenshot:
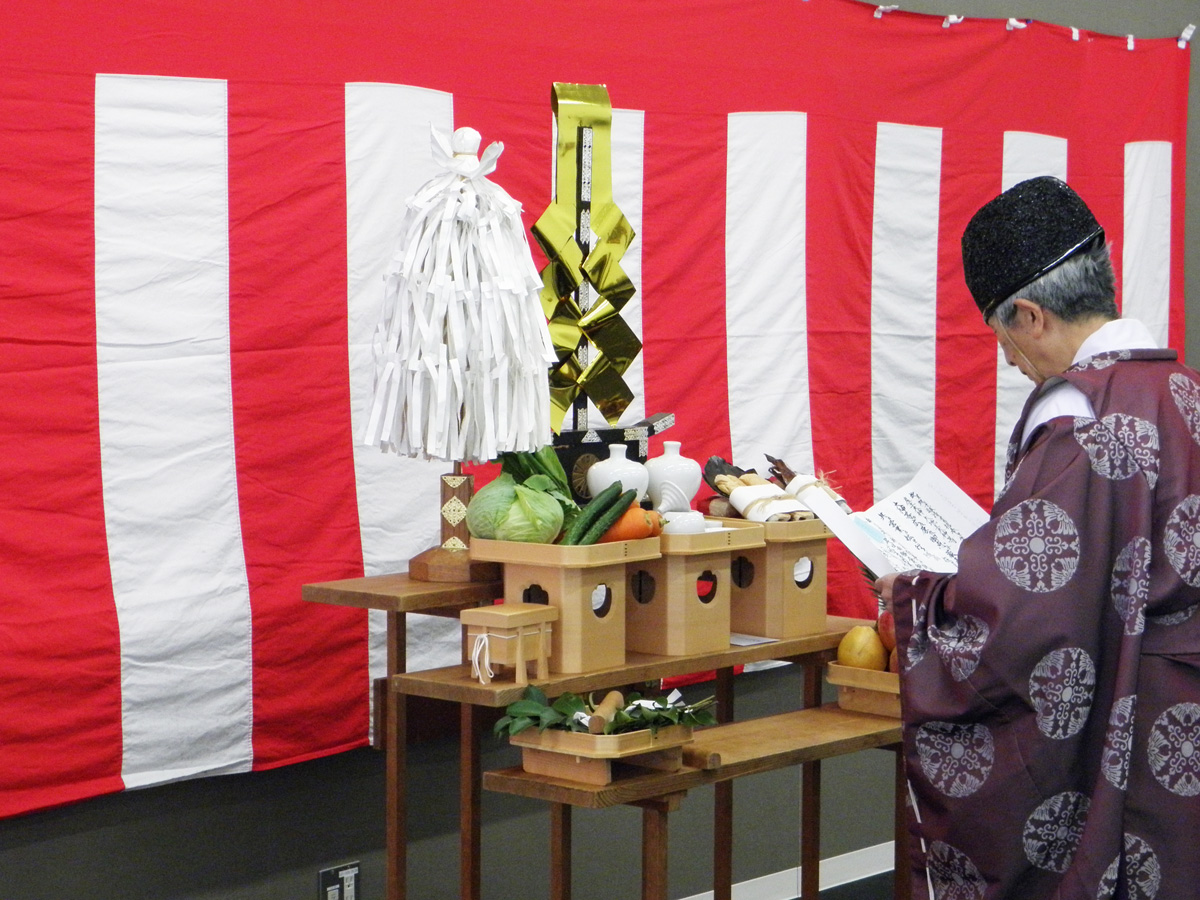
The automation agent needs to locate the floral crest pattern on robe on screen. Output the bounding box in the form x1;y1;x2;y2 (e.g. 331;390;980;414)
894;348;1200;899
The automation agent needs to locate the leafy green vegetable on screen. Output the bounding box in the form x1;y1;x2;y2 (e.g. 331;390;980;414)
493;686;718;738
499;446;572;494
522;474;557;493
498;446;579;533
465;473;517;540
465;473;564;543
496;482;563;542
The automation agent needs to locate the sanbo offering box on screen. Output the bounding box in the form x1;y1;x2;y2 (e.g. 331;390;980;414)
626;520;764;656
469;538;661;673
727;518;831;638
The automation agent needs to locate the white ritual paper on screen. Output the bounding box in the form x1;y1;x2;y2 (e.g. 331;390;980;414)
796;461;987;577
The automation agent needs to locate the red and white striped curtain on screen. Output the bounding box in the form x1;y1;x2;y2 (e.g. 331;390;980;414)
0;0;1188;817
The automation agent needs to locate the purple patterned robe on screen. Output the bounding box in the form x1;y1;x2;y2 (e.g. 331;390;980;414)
893;348;1200;899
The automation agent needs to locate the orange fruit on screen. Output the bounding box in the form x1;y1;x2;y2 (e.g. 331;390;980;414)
837;625;888;671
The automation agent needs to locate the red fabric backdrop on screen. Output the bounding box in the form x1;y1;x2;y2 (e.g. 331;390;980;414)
0;0;1188;816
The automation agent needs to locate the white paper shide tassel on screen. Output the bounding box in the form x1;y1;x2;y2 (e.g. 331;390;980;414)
363;126;557;463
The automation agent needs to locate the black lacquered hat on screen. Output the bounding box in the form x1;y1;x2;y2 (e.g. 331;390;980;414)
961;176;1105;319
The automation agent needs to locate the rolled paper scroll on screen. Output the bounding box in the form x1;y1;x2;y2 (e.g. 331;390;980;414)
727;482;809;522
784;473;853;513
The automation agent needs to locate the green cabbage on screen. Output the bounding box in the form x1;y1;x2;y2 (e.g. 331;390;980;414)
466;474;517;539
498;482;564;543
466;473;564;543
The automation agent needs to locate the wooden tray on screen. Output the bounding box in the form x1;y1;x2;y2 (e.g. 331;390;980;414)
511;724;694;785
659;519;764;555
825;663;900;718
470;536;661;567
510;723;693;759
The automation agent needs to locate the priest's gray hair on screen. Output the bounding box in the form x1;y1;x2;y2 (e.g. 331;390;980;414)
990;241;1118;327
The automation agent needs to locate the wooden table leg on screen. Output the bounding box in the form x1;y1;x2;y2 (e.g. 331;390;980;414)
800;758;821;899
635;793;685;900
550;802;572;900
713;666;735;900
800;664;822;899
461;702;483;900
386;611;406;900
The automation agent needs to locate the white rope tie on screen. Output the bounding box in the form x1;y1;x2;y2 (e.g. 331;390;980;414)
469;626;552;683
470;633;494;683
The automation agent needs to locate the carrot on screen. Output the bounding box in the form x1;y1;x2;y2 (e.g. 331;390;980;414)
647;510;664;537
597;506;660;543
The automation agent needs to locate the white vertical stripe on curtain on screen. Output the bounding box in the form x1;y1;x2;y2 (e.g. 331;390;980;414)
1122;141;1173;347
343;83;457;701
870;122;942;500
610;107;647;428
725;111;814;476
993;132;1068;497
563;108;647;430
95;73;253;786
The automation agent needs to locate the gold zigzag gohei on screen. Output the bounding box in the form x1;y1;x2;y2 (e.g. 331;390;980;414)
533;83;641;434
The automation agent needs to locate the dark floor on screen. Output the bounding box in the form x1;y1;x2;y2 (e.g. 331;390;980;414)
818;871;894;900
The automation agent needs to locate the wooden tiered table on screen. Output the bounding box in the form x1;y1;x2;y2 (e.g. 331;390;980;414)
303;573;502;900
485;706;904;900
306;574;905;900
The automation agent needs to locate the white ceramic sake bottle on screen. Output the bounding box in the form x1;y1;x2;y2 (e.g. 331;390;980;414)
585;443;649;502
644;441;702;512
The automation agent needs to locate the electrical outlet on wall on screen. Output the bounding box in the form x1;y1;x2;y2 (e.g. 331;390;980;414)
318;861;359;900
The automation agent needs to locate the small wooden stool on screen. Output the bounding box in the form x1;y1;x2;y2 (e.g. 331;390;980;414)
460;602;557;685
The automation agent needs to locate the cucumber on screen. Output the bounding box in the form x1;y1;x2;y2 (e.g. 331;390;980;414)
561;480;625;545
578;489;638;545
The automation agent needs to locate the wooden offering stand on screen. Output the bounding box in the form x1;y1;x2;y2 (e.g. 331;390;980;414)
459;601;556;685
729;517;833;638
626;519;763;656
470;536;662;673
391;621;908;900
306;512;912;900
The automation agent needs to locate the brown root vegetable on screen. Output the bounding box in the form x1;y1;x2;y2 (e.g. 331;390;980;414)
587;690;625;734
737;472;773;487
